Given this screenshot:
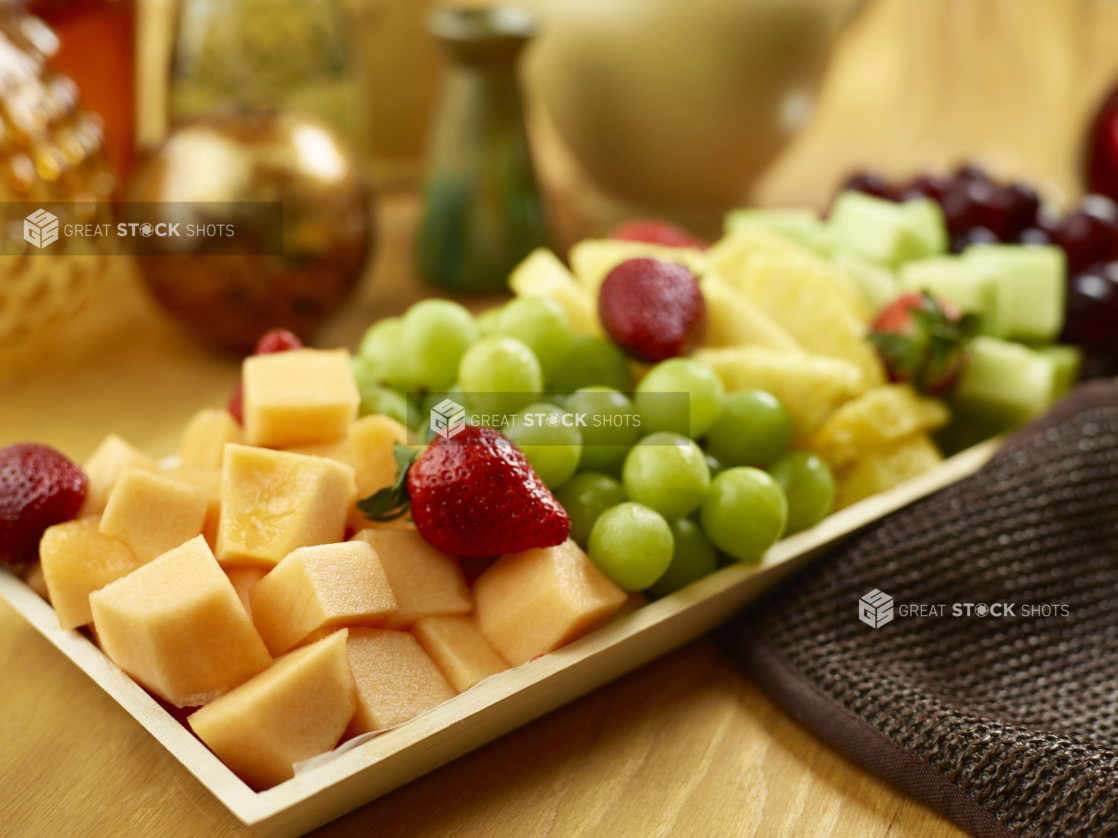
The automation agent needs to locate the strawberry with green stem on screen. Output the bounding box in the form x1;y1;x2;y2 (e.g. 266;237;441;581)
868;292;978;395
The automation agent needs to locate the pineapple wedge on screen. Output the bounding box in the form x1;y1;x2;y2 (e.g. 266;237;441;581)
807;385;951;469
728;250;884;388
568;239;707;296
695;346;865;439
699;273;803;352
508;248;601;337
833;433;943;510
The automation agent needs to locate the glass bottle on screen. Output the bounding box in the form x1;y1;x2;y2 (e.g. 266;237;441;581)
417;7;546;293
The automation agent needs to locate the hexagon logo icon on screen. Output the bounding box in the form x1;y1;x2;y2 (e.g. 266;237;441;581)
858;588;894;629
24;208;59;248
430;398;466;440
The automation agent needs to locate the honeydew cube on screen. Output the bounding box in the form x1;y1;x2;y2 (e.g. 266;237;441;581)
1035;345;1082;400
225;566;267;617
161;466;222;549
698;273;802;352
217;445;355;569
568;239;707;296
79;434;157;516
474;539;626;666
349;529;470;628
509;248;601;337
40;517;142;629
695;346;865;439
834;432;943;510
346;629;456;735
724;208;830;255
100;467;209;564
180;409;243;470
250;541;397;655
90;536;273;707
188;629;357;791
346;414;409;531
827;191;938;268
899;256;1010;337
963;244;1066;341
243;348;360;448
411;614;510;692
903;198;949;256
952;337;1057;427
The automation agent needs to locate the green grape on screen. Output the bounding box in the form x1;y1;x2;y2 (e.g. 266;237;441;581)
646;517;718;598
700;467;787;563
495;297;572;386
767;451;835;535
704;453;724;480
704;389;792;467
635;358;724;438
563;387;641;470
357;317;412;390
547;336;633;393
476;305;504;338
358;385;410;427
459;336;543;417
553;471;628;548
622;432;710;519
505;403;582;489
401;300;478;391
588;502;674;591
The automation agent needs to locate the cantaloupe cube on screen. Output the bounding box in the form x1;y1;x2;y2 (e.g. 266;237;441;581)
283;439;351;462
79;434;157;516
474;539;626;666
348;529;470;629
180;409;243;469
250;541;397;656
90;536;273;706
188;629;357;791
21;562;49;601
40;517;142;629
346;415;409;531
217;445;355;569
346;629;456;735
161;466;223;548
411;614;510;692
225;566;267;617
243;348;360;448
100;467;209;564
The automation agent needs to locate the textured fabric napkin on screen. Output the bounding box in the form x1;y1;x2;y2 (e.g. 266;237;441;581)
718;380;1118;838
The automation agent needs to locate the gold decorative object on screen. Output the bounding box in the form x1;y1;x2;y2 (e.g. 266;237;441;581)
129;110;375;354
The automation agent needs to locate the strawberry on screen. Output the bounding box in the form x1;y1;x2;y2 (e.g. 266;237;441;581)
1;444;87;564
357;426;570;557
598;258;707;362
868;292;977;395
229;328;304;423
610;218;707;250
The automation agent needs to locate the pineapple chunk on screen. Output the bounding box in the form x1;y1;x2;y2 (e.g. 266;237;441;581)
834;433;943;510
807;385;951;469
509;248;601;337
568;239;707;296
729;251;884;388
79;434;157;516
346;414;409;532
699;272;802;352
180;409;243;470
695;347;865;439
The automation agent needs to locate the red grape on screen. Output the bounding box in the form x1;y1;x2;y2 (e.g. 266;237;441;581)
1086;86;1118;203
1052;195;1118;276
900;174;950;203
1061;262;1118;379
839;171;898;202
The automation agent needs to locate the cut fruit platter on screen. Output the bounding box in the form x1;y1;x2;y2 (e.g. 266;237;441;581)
1;165;1098;836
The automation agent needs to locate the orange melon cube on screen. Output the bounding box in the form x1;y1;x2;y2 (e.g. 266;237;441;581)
188;629;357;791
346;629;456;735
411;614;510;692
225;566;267;617
40;517;142;629
90;536;273;707
216;445;355;569
284;439;351;462
474;539;626;666
79;434;157;516
348;529;470;629
180;408;243;469
161;466;223;549
346;415;408;531
250;541;397;656
243;348;359;448
100;467;209;564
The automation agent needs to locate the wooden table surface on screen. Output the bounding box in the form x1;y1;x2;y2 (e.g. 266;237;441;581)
0;192;966;838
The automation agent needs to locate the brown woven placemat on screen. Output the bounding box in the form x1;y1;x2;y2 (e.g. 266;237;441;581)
717;379;1118;838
